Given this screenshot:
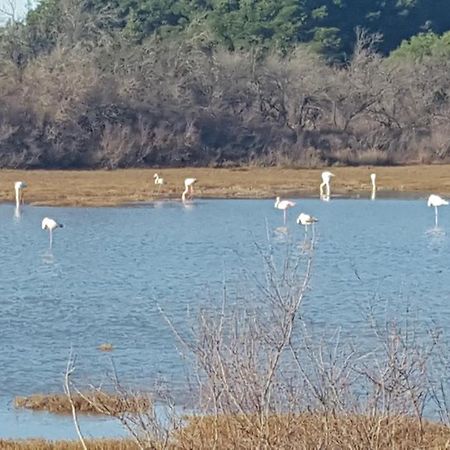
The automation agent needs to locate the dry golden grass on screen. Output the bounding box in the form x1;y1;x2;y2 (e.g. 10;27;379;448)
2;414;449;449
176;414;450;449
0;440;137;450
1;166;450;206
14;392;149;415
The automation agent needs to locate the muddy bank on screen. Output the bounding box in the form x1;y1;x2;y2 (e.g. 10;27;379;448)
0;166;449;206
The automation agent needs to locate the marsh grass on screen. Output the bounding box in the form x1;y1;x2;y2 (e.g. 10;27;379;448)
2;414;449;449
0;440;136;450
1;165;450;206
176;414;450;449
14;392;150;415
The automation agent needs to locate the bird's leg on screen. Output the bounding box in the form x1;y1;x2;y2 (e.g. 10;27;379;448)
326;183;330;197
283;209;287;225
49;230;53;249
190;186;194;199
435;206;438;227
158;184;161;194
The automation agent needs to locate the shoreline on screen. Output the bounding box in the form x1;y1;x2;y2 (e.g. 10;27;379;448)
1;166;449;207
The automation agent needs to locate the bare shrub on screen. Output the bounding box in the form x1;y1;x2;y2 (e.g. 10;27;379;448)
55;234;450;449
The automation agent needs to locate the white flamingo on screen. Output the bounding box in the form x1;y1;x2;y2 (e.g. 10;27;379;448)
370;173;376;200
320;171;334;199
296;213;318;231
274;197;296;225
153;173;164;193
427;194;448;227
182;178;197;202
42;217;63;248
14;181;27;208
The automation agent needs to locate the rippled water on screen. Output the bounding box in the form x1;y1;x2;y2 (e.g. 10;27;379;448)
1;198;449;439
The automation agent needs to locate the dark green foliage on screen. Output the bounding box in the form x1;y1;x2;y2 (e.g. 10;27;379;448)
390;31;450;60
0;0;447;61
78;0;450;58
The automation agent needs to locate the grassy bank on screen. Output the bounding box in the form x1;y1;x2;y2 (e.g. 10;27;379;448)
0;440;134;449
14;392;150;415
1;414;450;449
1;166;450;206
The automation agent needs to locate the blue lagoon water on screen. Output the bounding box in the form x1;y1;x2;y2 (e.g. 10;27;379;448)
0;198;449;438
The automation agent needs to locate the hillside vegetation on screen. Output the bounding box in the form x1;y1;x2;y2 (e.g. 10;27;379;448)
1;0;450;168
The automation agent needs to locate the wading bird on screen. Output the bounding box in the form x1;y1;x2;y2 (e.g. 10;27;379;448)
153;173;164;193
42;217;63;248
320;171;334;199
274;197;296;225
370;173;377;200
182;178;197;202
14;181;27;208
427;194;448;227
296;213;318;231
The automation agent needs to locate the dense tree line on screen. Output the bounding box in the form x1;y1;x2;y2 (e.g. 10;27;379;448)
0;0;450;168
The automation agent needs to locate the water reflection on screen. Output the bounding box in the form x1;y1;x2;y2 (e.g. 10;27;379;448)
41;250;56;265
13;206;22;221
152;200;167;209
273;226;290;242
426;227;447;250
182;201;195;210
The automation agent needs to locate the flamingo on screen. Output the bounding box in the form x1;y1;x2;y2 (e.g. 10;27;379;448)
427;194;448;227
296;213;318;231
42;217;63;248
320;171;334;199
14;181;27;208
274;197;296;225
370;173;376;200
153;173;164;193
182;178;197;202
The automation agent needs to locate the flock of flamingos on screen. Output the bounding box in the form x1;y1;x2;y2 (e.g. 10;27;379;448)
11;170;449;247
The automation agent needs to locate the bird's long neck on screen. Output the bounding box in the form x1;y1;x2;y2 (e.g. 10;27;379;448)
182;187;188;202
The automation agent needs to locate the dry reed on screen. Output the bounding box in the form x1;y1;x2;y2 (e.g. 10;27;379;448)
14;392;150;415
2;414;449;449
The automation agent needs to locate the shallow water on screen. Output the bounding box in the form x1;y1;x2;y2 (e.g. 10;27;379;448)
1;198;449;439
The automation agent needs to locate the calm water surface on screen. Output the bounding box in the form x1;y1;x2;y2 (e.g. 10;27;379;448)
1;198;449;438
